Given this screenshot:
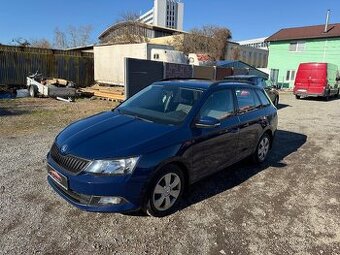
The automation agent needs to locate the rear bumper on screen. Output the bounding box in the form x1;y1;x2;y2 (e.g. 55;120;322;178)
294;88;326;97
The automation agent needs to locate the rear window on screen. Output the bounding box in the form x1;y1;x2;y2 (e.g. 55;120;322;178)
256;90;271;106
235;88;261;112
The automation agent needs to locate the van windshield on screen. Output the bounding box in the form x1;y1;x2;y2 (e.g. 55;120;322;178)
117;85;204;125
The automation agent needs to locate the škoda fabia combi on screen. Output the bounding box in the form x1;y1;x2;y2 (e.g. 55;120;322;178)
47;79;278;217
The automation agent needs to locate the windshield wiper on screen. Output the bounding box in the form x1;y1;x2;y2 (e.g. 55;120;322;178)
118;110;154;123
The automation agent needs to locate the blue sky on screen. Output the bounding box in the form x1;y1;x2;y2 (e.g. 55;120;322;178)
0;0;339;45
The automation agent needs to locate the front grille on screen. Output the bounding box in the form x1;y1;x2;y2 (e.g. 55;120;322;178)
50;143;89;174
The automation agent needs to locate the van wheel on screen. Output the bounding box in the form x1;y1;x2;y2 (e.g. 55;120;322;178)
295;95;301;99
144;164;184;217
273;96;279;106
253;133;271;163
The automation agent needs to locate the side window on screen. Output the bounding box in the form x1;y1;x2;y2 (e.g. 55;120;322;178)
235;88;260;112
199;89;235;120
256;89;271;106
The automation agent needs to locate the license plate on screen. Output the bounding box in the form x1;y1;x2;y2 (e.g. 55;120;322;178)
47;165;68;190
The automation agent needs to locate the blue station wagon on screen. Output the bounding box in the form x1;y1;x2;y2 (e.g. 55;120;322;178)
47;79;278;217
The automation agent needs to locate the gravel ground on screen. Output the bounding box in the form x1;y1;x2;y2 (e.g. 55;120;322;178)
0;94;339;255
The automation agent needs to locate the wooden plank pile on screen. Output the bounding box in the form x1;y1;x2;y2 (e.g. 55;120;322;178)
80;84;125;102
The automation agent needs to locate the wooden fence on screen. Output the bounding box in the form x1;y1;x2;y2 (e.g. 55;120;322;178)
0;45;94;87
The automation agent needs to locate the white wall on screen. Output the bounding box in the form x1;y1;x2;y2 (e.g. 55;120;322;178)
177;2;184;31
154;0;167;27
94;44;148;85
94;43;179;85
150;48;187;64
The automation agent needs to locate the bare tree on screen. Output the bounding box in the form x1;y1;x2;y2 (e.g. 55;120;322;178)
54;27;68;49
100;12;149;44
231;46;241;60
29;38;52;48
11;37;30;47
53;25;93;49
116;11;140;23
171;25;232;61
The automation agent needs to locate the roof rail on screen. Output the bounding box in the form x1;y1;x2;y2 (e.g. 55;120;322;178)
209;79;255;87
222;78;256;85
160;77;212;82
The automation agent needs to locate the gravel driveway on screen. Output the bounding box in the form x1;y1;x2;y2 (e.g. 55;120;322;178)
0;94;339;255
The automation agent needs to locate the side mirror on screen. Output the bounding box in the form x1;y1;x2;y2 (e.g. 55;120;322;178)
195;116;221;128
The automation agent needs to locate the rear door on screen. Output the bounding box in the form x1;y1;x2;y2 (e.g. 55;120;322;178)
234;87;264;160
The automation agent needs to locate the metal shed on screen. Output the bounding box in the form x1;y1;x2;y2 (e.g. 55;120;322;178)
217;60;269;79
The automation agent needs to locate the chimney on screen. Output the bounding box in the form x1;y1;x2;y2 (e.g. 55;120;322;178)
324;9;330;33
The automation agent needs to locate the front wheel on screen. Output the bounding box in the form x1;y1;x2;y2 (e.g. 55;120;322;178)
295;95;301;99
253;133;271;163
144;164;185;217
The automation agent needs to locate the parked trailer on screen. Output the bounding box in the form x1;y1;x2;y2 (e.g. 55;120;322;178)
27;72;77;101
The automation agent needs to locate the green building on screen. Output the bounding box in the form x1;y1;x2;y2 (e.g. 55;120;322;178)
266;23;340;88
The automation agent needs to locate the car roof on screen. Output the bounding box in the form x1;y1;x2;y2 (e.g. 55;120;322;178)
154;79;259;90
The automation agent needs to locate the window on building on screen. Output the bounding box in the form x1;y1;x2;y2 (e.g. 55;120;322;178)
286;70;296;81
289;41;305;52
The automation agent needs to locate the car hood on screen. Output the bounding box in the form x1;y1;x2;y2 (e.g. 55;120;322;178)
55;111;180;159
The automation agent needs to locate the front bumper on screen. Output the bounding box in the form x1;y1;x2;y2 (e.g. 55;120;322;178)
46;154;148;213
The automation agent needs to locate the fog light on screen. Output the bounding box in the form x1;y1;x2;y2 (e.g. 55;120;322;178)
98;197;122;205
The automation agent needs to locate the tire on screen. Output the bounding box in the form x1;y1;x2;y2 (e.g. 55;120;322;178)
273;96;279;107
253;133;271;163
144;164;185;217
29;86;37;98
295;95;301;99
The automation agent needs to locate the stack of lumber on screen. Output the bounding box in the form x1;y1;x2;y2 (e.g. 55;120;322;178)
80;84;125;102
42;78;69;87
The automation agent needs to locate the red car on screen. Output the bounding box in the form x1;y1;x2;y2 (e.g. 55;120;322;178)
294;63;339;100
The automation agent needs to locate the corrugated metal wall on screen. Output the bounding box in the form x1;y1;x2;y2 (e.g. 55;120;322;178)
0;45;94;87
125;58;235;98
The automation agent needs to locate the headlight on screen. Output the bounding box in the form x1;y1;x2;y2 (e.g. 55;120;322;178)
84;157;139;175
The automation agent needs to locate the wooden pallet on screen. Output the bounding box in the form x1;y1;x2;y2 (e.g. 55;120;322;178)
80;87;125;102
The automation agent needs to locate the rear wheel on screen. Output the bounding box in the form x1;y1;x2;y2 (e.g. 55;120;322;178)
29;86;37;97
295;95;301;99
273;96;279;107
253;133;271;163
144;164;184;217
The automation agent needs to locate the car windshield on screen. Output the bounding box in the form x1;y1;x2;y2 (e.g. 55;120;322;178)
117;84;204;125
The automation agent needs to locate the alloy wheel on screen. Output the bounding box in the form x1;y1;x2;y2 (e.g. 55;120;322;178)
258;136;270;161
